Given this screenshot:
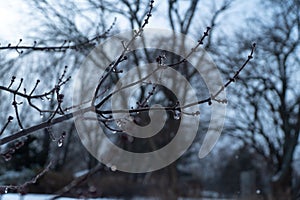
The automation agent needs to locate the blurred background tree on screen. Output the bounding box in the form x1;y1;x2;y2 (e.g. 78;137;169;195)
212;0;300;199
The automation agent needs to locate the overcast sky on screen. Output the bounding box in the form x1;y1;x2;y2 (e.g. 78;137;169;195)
0;0;260;43
0;1;32;42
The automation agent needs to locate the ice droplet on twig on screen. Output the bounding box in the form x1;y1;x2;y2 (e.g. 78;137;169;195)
173;110;181;120
3;153;12;161
110;165;117;171
57;139;63;147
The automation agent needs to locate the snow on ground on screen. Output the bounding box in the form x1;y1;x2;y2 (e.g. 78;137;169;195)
0;194;116;200
0;194;236;200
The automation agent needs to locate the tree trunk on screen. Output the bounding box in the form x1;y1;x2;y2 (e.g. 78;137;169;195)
271;169;292;200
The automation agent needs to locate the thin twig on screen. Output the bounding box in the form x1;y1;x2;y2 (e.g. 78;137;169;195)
0;18;116;53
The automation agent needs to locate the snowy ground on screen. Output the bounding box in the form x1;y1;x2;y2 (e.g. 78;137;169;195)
0;194;113;200
0;194;235;200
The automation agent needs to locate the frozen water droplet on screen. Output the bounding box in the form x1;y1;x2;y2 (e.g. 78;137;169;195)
112;131;117;134
173;110;181;120
111;165;117;171
19;128;23;131
256;189;261;194
41;99;45;102
3;153;12;161
88;185;97;193
61;131;66;138
174;114;180;120
4;187;8;193
57;139;63;147
40;113;44;118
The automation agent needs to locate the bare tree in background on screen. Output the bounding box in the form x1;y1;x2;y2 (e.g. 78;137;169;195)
215;0;300;199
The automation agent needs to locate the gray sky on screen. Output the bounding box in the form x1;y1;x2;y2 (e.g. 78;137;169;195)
0;0;259;42
0;1;32;42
